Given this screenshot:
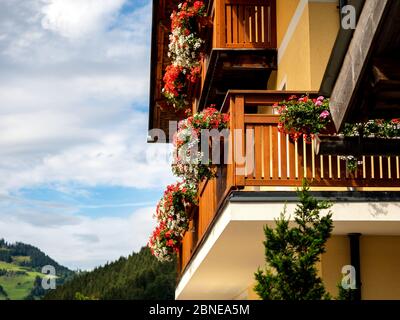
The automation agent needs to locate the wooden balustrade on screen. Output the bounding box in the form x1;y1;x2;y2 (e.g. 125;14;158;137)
214;0;277;48
243;115;400;187
179;90;400;274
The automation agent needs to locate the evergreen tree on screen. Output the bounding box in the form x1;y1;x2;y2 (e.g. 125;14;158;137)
254;180;333;300
336;283;357;300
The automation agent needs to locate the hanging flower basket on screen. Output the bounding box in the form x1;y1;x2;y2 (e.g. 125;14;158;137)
148;181;197;262
275;95;331;143
162;1;207;112
172;107;230;184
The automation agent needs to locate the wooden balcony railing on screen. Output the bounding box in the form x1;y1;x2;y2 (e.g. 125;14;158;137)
214;0;277;48
178;90;400;274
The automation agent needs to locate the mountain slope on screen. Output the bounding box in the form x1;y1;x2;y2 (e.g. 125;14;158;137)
44;247;176;300
0;239;74;300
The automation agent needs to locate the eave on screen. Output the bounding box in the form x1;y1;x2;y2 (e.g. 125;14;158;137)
319;0;400;132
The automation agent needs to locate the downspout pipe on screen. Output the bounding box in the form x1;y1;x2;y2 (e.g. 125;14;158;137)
348;233;362;300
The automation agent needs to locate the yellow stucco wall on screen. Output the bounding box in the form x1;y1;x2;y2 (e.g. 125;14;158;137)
321;235;400;300
309;2;340;90
360;236;400;300
273;1;339;91
321;236;350;298
276;5;311;90
276;0;301;47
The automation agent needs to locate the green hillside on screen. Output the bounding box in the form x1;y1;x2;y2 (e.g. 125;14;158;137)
44;247;176;300
0;239;74;300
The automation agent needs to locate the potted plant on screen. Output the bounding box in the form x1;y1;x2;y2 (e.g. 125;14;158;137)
275;95;331;143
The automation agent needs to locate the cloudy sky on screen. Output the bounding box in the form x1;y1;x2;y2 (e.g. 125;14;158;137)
0;0;175;270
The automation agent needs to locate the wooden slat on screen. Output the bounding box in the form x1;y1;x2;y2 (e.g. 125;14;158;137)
253;6;261;43
288;137;296;180
263;125;271;179
250;5;256;43
215;0;226;47
232;5;238;44
226;4;232;45
238;4;244;45
235;95;245;186
254;125;262;179
280;132;287;179
270;0;277;47
244;6;250;43
245;124;253;178
306;140;313;179
271;126;279;179
330;153;338;180
264;3;270;44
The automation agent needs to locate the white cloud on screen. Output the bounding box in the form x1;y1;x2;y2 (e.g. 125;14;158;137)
0;0;174;193
0;202;156;270
41;0;125;39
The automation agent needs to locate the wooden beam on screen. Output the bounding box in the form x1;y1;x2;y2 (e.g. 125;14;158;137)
329;0;389;131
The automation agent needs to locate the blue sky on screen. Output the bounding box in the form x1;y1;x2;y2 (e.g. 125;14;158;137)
0;0;175;270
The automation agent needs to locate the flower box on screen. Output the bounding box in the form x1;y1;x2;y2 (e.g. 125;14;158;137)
315;135;400;156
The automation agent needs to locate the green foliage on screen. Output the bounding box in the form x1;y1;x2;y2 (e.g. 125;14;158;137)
44;247;176;300
254;180;333;300
342;119;400;138
0;240;74;300
340;119;400;172
336;283;357;301
74;292;98;300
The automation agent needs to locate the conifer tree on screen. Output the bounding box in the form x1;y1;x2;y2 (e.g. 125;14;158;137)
254;180;333;300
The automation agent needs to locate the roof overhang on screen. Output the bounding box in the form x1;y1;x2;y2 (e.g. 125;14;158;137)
319;0;400;132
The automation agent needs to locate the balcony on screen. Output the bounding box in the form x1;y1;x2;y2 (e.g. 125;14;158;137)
197;0;277;110
148;0;277;141
178;90;400;275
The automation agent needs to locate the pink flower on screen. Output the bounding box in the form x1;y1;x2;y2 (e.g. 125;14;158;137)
320;110;330;119
315;100;323;106
317;96;324;101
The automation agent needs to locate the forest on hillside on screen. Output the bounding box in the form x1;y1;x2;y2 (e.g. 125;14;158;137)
0;239;73;278
44;247;176;300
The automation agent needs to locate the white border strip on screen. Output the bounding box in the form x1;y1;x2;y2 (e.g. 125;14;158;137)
278;74;288;90
175;205;232;299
